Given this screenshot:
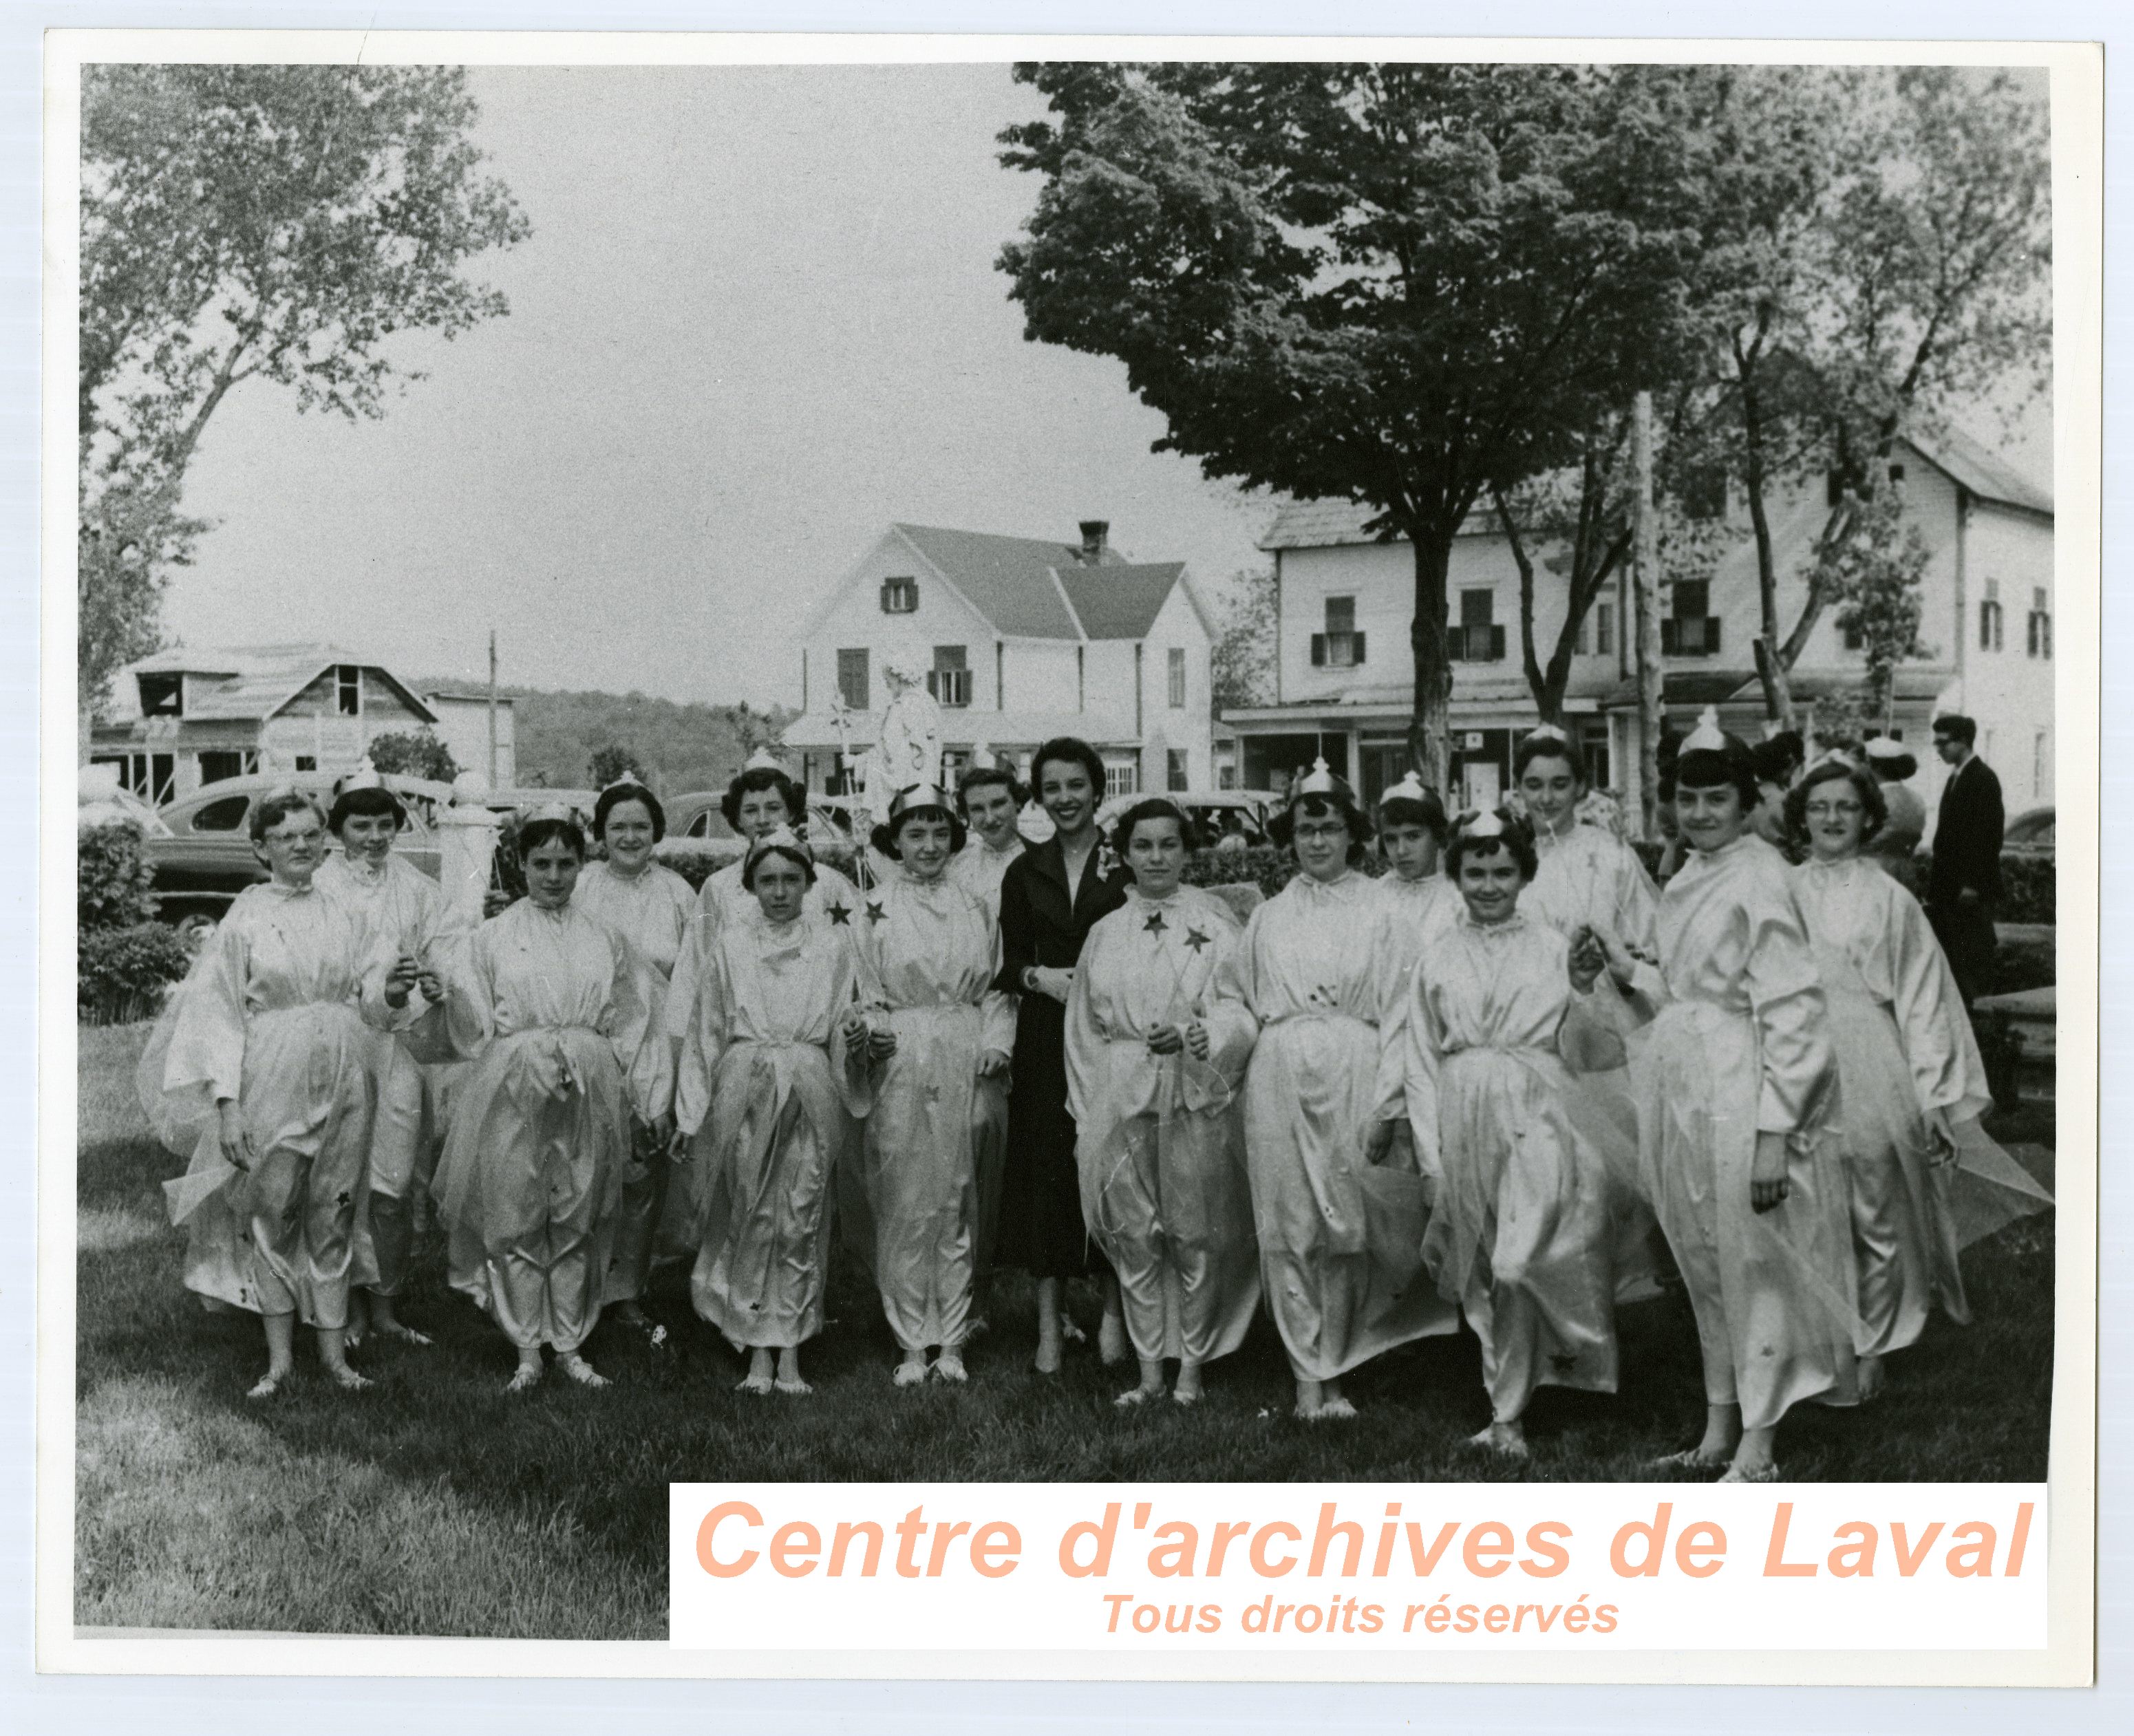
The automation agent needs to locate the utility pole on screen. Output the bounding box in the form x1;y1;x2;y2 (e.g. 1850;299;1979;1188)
487;629;499;790
1632;392;1664;840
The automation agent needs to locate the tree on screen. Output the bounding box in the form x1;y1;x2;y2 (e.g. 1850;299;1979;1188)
1680;67;2047;727
999;63;1708;784
587;743;641;789
367;728;460;782
1210;564;1277;711
78;65;529;714
1820;488;1932;734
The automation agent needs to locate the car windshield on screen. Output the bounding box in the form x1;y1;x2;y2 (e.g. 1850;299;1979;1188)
190;795;250;833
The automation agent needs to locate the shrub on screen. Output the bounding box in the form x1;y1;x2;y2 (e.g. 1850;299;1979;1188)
80;921;193;1025
1181;846;1390;900
367;729;460;782
79;820;159;930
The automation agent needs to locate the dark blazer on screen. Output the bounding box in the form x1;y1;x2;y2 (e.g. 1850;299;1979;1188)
994;837;1132;989
1929;755;2005;905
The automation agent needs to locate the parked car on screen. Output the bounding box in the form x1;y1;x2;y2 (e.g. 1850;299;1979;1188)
655;791;864;869
2003;805;2055;857
1096;790;1280;849
145;772;451;934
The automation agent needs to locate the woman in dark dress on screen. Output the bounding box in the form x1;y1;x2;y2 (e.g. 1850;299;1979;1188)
996;737;1131;1372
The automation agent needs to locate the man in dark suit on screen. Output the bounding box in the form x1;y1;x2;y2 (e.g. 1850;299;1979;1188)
1928;713;2005;1006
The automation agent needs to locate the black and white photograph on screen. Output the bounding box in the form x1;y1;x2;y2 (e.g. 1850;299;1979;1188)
51;36;2087;1658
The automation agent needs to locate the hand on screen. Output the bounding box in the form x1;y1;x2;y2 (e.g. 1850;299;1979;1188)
1363;1119;1399;1166
1925;1107;1961;1167
383;954;422;1009
977;1048;1011;1080
1145;1022;1185;1056
1567;933;1604;995
1751;1130;1792;1213
1592;927;1641;990
668;1125;694;1162
215;1100;254;1173
838;1012;869;1050
413;965;445;1003
1183;1020;1210;1062
648;1111;675;1147
1025;966;1074;1006
867;1026;899;1062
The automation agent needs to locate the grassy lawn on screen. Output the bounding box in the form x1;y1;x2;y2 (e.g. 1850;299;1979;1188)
76;1020;2057;1639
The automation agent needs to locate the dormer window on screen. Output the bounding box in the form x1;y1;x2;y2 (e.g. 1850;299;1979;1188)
880;577;918;614
336;665;362;716
137;672;183;717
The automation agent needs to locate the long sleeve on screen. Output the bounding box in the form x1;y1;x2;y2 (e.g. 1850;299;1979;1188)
602;928;672;1124
1744;894;1833;1135
674;937;732;1137
1371;898;1418;1122
994;859;1036;992
1888;893;1992;1120
443;925;500;1063
1062;949;1105;1127
1203;904;1264;1062
1398;963;1445;1179
164;916;251;1106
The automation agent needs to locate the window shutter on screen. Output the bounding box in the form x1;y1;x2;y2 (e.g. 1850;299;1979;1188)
1489;625;1506;661
1351;631;1366;665
1661;619;1679;655
1310;633;1327;667
1707;617;1720;653
879;579;892;612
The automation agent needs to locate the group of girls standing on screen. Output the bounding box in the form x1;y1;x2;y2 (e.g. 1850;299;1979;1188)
140;717;2044;1481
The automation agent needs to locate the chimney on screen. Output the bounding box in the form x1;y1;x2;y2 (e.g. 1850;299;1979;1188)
1078;519;1109;565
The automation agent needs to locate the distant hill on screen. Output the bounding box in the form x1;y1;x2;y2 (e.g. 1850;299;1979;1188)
417;681;793;796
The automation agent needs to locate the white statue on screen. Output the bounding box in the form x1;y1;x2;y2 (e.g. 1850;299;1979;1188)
859;663;943;826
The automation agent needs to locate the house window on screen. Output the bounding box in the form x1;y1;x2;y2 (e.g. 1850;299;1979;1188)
836;649;870;712
1662;580;1720;656
1218;762;1237;791
137;672;183;717
880;577;918;614
98;751;177;804
1450;589;1506;662
1167;749;1190;792
1580;723;1612;791
295;756;317;772
197;750;257;786
1596;601;1615;657
1105;760;1140;799
1168;646;1187;708
2027;587;2053;658
1310;595;1367;669
1980;579;2004;652
336;665;362;717
927;645;970;709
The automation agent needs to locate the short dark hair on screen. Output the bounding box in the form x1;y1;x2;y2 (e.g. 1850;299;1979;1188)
1446;813;1538;883
741;839;817;890
518;815;587;860
1869;750;1918;782
327;784;407;837
1784;760;1888;848
1268;791;1374;865
1377;786;1449;849
871;800;968;861
1675;740;1762;810
1513;733;1588;787
1113;797;1191;855
721;766;807;831
250;788;328;846
593;780;666;842
1932;713;1978;747
1031;736;1105;796
957;762;1024;813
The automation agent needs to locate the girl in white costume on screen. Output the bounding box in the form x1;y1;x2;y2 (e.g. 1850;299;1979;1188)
1784;754;2051;1396
672;828;871;1395
573;778;695;1336
1515;725;1662;987
849;786;1015;1385
431;808;670;1393
1392;808;1628;1458
315;766;467;1348
1210;762;1458;1421
1067;799;1260;1408
142;789;380;1397
1619;711;1857;1481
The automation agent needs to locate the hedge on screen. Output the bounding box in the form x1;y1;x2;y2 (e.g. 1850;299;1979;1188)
80;921;193;1026
80;819;159;930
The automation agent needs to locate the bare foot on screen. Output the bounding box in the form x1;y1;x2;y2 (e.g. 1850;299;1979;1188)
932;1353;968;1384
559;1353;608;1389
1469;1420;1528;1459
1058;1314;1088;1346
246;1369;290;1400
963;1316;990;1342
1098;1309;1129;1367
1653;1445;1732;1469
1174;1364;1204;1406
893;1358;928;1388
504;1363;543;1394
1718;1458;1782;1483
1113;1384;1162;1408
1171;1387;1202;1408
774;1375;814;1395
323;1363;374;1392
1314;1395;1358;1421
372;1320;433;1347
736;1371;775;1395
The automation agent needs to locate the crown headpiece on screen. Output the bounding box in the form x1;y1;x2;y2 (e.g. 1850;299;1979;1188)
888;782;954;825
521;799;580;826
1682;706;1729;755
1293;757;1354;801
334;757;385;797
1809;747;1862;774
1521;722;1572;747
745;824;813;867
599;767;648;793
743;747;787;775
1455;806;1512;840
968;741;997;771
1380;769;1431;806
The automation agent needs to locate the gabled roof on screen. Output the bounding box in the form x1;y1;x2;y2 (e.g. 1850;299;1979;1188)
1057;561;1188;640
123;643;437;725
886;523;1192;642
1906;428;2053;517
1257;498;1493;552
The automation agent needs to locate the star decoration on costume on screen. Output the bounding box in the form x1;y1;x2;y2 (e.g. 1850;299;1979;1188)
865;900;888;925
1144;910;1169;936
1183;926;1212;954
826;901;851;925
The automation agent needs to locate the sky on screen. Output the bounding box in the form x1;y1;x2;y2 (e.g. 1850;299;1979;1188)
165;63;2051;710
170;64;1278;708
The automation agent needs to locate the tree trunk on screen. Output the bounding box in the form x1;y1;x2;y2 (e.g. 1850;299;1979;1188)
1632;393;1665;841
1406;532;1454;792
1737;337;1797;733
